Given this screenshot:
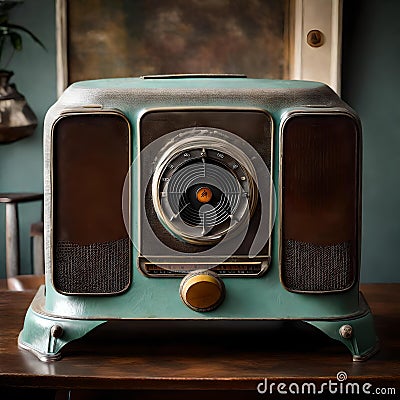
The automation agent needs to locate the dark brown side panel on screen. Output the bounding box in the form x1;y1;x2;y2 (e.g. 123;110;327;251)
53;113;131;295
281;114;360;292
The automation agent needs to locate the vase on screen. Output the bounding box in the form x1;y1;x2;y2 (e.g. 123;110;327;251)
0;70;38;144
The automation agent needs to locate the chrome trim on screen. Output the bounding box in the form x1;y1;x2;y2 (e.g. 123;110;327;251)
59;105;103;112
137;255;270;278
278;108;362;294
151;132;258;245
49;108;132;296
142;73;247;79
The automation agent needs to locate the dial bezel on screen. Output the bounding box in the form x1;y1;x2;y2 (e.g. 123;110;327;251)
152;129;258;245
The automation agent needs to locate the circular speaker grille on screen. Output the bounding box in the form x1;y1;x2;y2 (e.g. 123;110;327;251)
152;131;257;244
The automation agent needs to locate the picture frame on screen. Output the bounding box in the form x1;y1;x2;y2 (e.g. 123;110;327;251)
56;0;342;96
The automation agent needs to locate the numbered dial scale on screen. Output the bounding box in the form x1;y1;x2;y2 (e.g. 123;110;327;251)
152;133;258;245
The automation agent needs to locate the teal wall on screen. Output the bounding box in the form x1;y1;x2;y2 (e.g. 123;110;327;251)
341;0;400;282
0;0;57;276
0;0;399;282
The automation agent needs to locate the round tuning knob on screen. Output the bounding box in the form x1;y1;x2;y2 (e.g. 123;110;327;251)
180;270;225;312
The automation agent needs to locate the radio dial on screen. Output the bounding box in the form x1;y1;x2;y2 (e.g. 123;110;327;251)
180;270;225;312
152;133;258;245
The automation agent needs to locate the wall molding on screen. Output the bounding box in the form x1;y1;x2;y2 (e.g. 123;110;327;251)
289;0;343;94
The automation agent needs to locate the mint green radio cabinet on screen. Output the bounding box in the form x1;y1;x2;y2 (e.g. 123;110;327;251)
18;75;378;361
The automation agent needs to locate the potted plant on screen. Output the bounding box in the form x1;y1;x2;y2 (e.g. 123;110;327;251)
0;0;45;143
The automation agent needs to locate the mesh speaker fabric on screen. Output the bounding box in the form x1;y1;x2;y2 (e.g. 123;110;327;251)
54;238;130;294
282;239;353;292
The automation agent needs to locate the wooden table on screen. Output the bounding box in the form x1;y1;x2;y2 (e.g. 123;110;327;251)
0;284;399;399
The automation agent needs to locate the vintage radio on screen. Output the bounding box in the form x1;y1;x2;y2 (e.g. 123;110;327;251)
19;74;378;361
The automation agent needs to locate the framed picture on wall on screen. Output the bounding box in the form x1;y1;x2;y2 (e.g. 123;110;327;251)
56;0;342;95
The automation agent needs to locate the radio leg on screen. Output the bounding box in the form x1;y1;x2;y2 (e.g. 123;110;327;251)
18;287;106;362
305;293;379;361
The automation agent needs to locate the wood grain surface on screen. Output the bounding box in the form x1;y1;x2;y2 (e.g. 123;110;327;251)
0;284;399;397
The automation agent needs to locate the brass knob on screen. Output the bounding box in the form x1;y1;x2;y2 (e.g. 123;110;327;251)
180;270;225;312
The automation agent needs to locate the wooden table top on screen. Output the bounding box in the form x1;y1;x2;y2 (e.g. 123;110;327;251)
0;284;399;394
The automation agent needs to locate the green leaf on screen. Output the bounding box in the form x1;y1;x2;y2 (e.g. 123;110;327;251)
10;31;22;51
6;23;46;50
